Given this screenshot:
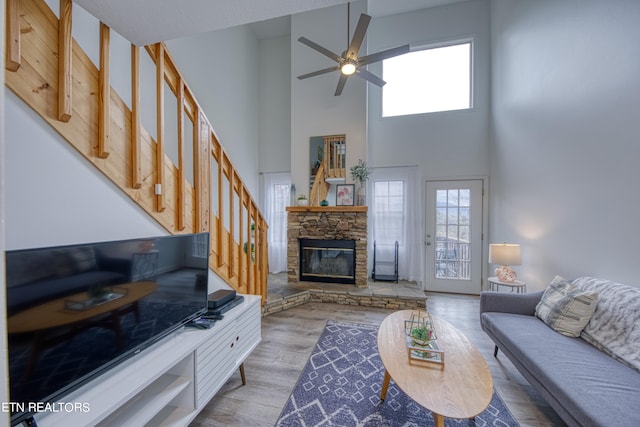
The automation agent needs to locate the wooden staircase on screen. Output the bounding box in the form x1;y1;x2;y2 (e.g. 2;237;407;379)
309;135;346;206
4;0;268;302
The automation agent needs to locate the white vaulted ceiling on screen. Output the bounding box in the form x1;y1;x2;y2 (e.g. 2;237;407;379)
74;0;350;45
74;0;469;45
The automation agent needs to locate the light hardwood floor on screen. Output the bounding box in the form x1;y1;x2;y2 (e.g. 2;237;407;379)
190;294;567;427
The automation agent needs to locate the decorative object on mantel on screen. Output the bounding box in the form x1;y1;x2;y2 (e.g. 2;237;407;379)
320;199;329;206
336;184;355;206
297;194;308;206
289;184;296;206
350;159;372;205
489;243;522;282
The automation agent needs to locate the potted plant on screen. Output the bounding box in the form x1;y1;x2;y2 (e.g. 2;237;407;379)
350;159;372;205
297;194;309;206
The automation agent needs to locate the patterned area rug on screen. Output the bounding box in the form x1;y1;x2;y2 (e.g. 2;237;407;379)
277;320;519;426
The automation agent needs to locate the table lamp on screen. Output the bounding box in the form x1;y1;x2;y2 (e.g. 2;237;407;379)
489;243;521;282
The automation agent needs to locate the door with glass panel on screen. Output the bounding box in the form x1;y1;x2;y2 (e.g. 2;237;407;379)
425;180;483;294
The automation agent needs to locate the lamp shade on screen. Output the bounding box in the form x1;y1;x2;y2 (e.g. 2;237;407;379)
489;243;522;266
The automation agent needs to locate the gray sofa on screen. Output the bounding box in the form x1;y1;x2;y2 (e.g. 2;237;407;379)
480;276;640;427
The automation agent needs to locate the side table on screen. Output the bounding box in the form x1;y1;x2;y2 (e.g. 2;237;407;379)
487;276;526;293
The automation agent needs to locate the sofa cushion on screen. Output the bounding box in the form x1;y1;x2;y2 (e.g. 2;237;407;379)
535;275;599;337
482;312;640;427
573;276;640;372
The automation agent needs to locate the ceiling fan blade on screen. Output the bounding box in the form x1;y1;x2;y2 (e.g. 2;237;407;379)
298;37;342;63
355;68;386;87
297;66;340;80
346;13;371;59
358;44;410;66
334;74;349;96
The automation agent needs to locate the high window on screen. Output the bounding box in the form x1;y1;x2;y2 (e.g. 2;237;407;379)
382;40;472;117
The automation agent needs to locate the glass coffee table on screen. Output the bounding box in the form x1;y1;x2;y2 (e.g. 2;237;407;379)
377;310;493;427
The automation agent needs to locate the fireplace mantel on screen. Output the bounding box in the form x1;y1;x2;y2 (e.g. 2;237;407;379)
286;206;368;213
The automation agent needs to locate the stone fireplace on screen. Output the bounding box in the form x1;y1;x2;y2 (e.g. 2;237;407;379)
286;206;368;287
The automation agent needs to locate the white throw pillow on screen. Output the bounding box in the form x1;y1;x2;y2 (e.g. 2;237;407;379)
535;275;599;337
573;276;640;372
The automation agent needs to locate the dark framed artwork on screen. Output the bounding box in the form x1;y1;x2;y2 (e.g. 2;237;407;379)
336;184;355;206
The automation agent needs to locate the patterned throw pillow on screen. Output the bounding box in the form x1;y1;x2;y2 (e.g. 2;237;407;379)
535;275;599;337
573;276;640;372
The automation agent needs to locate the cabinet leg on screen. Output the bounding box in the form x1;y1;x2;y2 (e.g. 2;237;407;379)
239;363;246;385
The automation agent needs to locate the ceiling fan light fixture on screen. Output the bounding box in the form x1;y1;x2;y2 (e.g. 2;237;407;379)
341;59;357;75
297;9;408;96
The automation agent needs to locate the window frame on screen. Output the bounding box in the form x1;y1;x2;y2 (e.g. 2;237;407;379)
381;38;474;118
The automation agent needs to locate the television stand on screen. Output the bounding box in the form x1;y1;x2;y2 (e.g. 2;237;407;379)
34;295;261;427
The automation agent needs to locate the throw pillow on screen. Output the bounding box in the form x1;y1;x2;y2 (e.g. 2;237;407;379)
573;276;640;372
535;275;599;337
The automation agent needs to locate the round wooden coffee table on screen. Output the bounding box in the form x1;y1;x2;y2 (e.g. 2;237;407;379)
377;310;493;427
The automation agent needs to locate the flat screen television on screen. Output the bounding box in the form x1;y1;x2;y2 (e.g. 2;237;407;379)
4;233;210;426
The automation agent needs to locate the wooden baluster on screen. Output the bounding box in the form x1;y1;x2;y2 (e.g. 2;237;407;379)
324;138;330;179
259;219;268;303
155;43;166;212
131;45;142;189
339;137;345;177
177;78;185;230
98;23;111;158
216;142;224;268
247;203;254;294
239;188;245;291
57;0;72;122
5;0;20;71
194;109;210;232
228;166;235;279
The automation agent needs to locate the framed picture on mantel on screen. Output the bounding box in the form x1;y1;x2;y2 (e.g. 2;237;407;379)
336;184;354;206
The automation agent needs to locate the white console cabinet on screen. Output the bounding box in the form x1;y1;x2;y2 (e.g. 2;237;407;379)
35;295;261;427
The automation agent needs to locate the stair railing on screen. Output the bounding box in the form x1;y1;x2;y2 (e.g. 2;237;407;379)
4;0;268;302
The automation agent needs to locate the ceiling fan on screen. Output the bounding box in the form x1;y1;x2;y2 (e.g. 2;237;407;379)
297;4;410;96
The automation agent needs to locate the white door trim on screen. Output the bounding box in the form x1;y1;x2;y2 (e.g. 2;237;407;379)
423;176;489;294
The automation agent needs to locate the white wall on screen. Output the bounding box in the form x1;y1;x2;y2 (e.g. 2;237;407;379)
4;92;168;250
258;35;292;174
166;26;261;197
367;0;491;178
491;0;640;289
290;1;368;193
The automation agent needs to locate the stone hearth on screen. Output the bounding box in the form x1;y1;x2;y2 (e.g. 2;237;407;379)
286;206;368;287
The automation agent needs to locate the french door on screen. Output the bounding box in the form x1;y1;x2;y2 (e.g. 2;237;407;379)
425;180;483;294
